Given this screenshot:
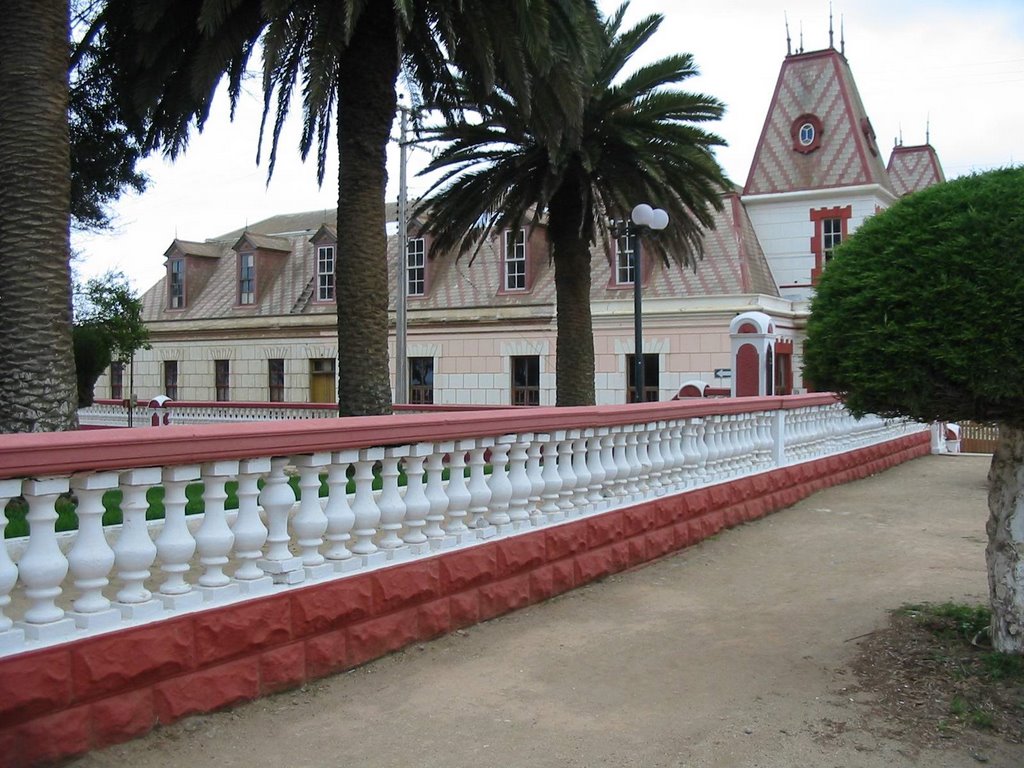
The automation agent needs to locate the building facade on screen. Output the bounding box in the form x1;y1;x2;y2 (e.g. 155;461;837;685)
101;41;944;408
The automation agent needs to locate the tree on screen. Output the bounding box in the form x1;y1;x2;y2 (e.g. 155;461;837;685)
73;271;150;406
94;0;598;416
803;166;1024;654
414;3;728;405
0;0;79;433
68;0;148;231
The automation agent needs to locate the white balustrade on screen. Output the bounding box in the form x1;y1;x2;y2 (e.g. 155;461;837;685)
0;399;926;659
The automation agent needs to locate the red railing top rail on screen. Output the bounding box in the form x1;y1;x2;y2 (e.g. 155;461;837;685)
90;399;523;413
2;394;839;480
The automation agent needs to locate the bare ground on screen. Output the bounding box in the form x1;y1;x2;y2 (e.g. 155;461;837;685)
68;454;1024;768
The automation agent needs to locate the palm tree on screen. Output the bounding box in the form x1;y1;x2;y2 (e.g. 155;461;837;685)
0;0;79;432
95;0;598;416
414;3;729;406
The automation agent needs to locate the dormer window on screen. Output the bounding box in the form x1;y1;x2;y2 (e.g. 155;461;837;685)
615;233;638;285
503;229;527;291
317;245;335;301
238;252;255;305
407;237;426;297
169;258;185;308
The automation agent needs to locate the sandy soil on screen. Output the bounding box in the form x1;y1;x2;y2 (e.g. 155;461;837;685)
69;454;1024;768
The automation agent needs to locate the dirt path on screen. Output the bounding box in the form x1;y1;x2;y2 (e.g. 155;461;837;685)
70;454;1022;768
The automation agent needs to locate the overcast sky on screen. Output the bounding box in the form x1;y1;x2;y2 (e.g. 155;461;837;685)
73;0;1024;292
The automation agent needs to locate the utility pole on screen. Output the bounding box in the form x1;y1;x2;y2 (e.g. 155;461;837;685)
395;99;410;405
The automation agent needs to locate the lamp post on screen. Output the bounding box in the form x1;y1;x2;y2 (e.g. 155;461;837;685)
627;203;669;403
394;98;412;405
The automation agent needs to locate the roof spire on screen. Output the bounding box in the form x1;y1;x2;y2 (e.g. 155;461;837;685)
840;14;845;55
926;114;931;145
799;21;804;53
785;12;792;55
898;124;903;147
829;3;834;48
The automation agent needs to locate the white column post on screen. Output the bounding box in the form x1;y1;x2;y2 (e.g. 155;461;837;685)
112;467;162;619
0;478;24;650
423;442;455;549
507;434;533;530
16;477;76;639
233;457;273;594
351;447;387;567
539;432;564;522
291;453;332;579
257;457;304;585
196;460;241;600
771;409;787;466
67;471;121;628
486;437;514;531
153;465;202;608
401;443;433;555
325;450;359;572
467;437;495;537
444;442;475;543
378;446;411;554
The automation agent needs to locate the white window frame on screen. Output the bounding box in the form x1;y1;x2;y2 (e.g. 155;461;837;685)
239;252;255;305
169;258;185;308
822;218;842;263
503;229;527;291
317;245;335;301
616;233;637;285
407;237;425;297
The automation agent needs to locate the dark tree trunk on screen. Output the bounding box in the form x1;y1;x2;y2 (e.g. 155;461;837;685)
548;175;595;406
986;424;1024;654
0;0;78;432
334;2;399;417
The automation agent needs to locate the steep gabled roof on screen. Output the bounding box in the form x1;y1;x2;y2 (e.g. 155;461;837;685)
213;203;400;242
232;232;292;253
164;239;222;259
886;144;946;197
744;48;893;196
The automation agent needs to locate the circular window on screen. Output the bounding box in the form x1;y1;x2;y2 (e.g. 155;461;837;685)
791;113;823;154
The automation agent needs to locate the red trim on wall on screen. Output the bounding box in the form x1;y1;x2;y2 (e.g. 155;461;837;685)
0;432;930;766
809;205;852;284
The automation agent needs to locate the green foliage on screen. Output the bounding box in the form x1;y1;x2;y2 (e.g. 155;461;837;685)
804;166;1024;427
72;324;112;407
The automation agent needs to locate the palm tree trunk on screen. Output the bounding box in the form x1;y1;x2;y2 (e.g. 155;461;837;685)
552;236;596;406
986;424;1024;653
334;2;400;417
0;0;78;432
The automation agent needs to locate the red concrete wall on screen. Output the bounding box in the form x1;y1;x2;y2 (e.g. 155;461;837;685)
0;432;930;767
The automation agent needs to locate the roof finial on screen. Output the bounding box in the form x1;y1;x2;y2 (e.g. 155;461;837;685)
799;21;804;53
829;3;834;49
840;14;845;55
926;114;931;145
785;12;792;56
898;124;903;147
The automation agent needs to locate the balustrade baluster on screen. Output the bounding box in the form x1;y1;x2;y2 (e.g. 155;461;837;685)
570;432;592;512
112;468;162;618
401;443;432;555
154;465;202;608
598;430;618;503
664;421;685;491
378;447;410;552
647;422;667;495
486;438;514;530
586;429;607;507
635;428;653;496
291;454;331;578
232;458;273;593
257;457;303;585
325;450;359;572
66;472;120;628
15;478;76;639
704;416;722;480
557;432;578;514
694;418;710;482
539;432;564;520
623;429;642;500
611;428;630;499
0;479;23;649
195;460;240;599
444;443;474;541
506;435;533;529
351;447;387;565
422;442;454;548
466;438;495;536
525;439;546;523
